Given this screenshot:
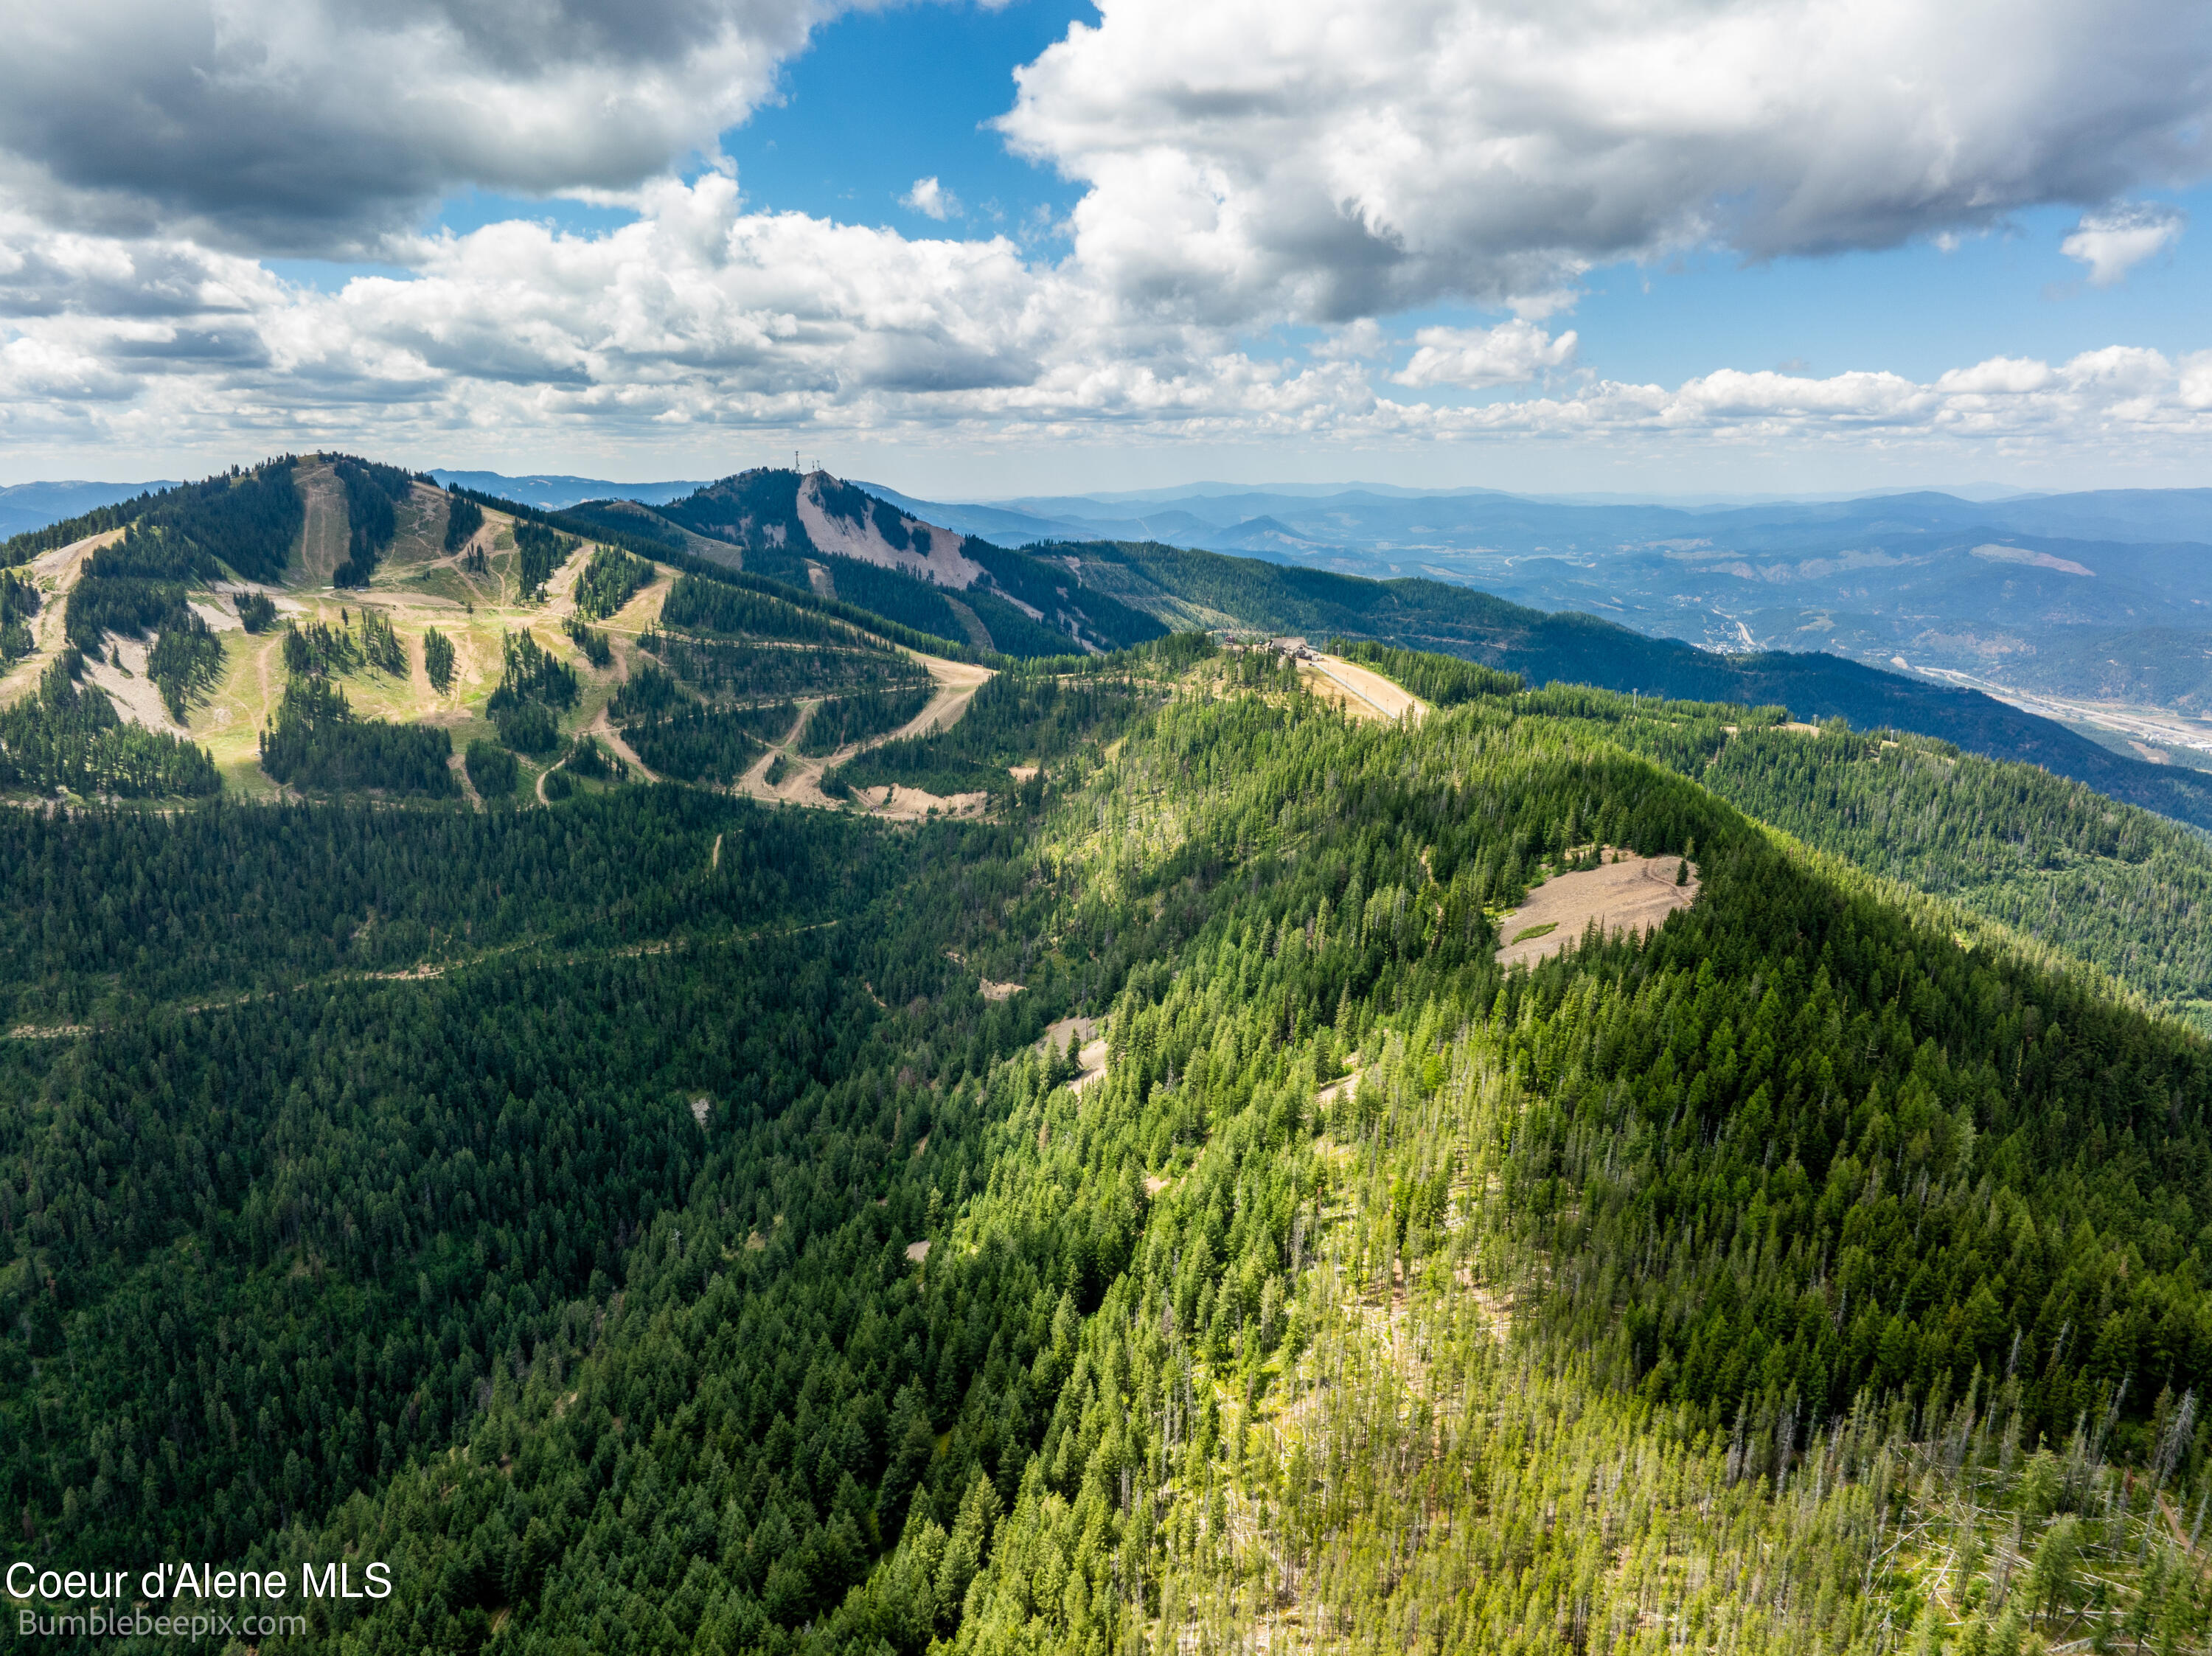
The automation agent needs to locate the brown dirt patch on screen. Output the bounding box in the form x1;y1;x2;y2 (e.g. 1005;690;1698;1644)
796;473;986;588
1040;1015;1096;1056
1494;852;1700;968
1314;1068;1365;1108
1066;1040;1109;1092
590;708;658;783
82;639;180;731
849;783;990;821
0;528;122;706
886;658;991;745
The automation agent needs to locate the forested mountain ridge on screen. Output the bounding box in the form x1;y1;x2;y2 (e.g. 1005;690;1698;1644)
1677;717;2212;1024
4;637;2212;1655
6;448;2211;1037
560;476;2212;829
0;458;1043;811
873;479;2212;743
1339;645;2212;1030
1034;539;2212;832
594;469;1169;660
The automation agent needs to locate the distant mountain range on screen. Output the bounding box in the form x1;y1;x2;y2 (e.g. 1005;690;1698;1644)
852;479;2212;760
858;478;2212;597
12;465;2208;774
427;471;706;511
0;479;178;540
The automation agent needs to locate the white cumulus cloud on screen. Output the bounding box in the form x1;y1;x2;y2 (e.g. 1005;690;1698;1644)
1;0;2210;476
1001;0;2212;323
2061;202;2186;285
1392;321;1576;389
902;177;964;220
2181;351;2212;411
4;178;2209;479
1935;358;2058;396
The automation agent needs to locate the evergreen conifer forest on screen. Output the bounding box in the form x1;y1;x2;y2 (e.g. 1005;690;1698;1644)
3;0;2208;1635
0;624;2207;1656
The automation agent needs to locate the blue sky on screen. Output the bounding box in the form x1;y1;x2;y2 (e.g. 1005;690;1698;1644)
712;1;1096;243
1570;196;2205;388
4;0;2208;493
413;1;1096;263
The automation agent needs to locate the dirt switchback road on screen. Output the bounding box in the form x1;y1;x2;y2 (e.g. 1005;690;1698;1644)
737;652;992;815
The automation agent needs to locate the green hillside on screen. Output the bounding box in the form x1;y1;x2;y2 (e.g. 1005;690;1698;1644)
2;625;2211;1656
5;452;2210;1030
1370;648;2212;1029
8;454;2212;1653
533;481;2212;832
1043;539;2212;831
1683;718;2212;1023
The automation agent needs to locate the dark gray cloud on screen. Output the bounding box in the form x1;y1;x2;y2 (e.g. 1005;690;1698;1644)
839;334;1043;394
102;327;271;369
0;0;838;252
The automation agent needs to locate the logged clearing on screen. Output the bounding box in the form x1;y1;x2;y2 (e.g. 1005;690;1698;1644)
899;658;992;739
1314;1065;1365;1108
1040;1015;1097;1058
81;638;177;731
591;708;659;784
1494;852;1700;969
1301;654;1427;723
844;784;991;821
181;517;672;790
